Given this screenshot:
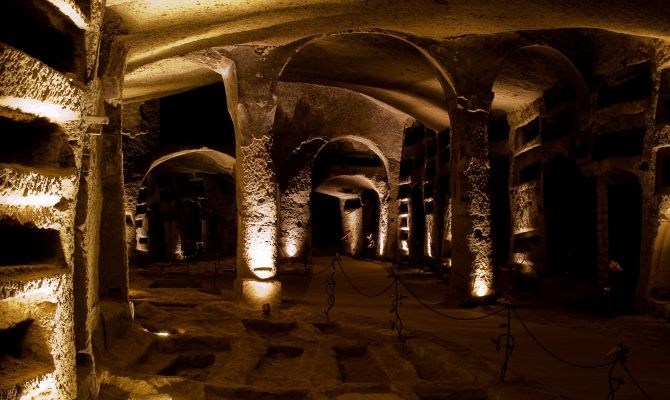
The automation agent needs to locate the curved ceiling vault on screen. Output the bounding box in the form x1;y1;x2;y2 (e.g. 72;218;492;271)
315;175;378;200
313;139;386;200
280;33;450;131
111;0;670;108
491;46;589;116
145;148;235;178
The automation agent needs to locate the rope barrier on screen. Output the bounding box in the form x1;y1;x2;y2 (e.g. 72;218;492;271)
336;256;396;298
493;303;515;381
605;343;652;400
398;278;507;320
324;255;337;322
512;308;615;369
311;262;333;276
607;345;625;400
620;357;652;399
389;265;407;344
316;255;652;399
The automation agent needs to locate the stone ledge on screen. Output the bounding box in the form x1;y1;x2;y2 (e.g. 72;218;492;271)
0;44;85;128
0;265;65;301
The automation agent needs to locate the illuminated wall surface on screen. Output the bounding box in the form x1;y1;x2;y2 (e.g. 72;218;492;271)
342;203;363;256
0;271;75;399
4;0;670;398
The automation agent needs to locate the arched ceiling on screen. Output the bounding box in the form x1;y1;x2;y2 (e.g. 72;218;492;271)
491;47;566;113
110;0;670;117
146;149;235;177
313;139;386;199
280;33;449;130
315;175;377;199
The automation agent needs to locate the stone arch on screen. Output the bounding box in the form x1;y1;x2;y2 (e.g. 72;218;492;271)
133;148;236;263
278;29;458;131
278;29;458;100
491;44;593;130
311;136;390;257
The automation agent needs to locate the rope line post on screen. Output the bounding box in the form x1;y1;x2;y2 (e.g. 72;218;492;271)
398;277;507;321
606;343;652;400
512;308;616;369
607;343;628;400
492;301;515;381
324;253;338;322
389;263;407;344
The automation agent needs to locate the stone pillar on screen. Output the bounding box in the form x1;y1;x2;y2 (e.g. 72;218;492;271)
341;200;364;256
375;182;391;258
449;103;494;302
203;46;299;309
279;164;312;261
98;103;129;300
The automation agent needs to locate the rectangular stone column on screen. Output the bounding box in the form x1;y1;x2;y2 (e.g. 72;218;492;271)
449;107;494;302
98;104;128;300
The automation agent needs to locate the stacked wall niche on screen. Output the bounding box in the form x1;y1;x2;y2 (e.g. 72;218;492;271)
507;78;587;299
0;0;92;398
488;112;511;287
397;125;450;275
0;113;78;400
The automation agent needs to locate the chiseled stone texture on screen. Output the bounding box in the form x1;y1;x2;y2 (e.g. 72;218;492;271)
0;267;76;400
510;181;541;235
238;135;278;279
279;164;312;260
0;164;77;229
0;44;85;127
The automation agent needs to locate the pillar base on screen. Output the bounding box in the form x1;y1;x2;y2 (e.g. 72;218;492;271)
235;279;282;310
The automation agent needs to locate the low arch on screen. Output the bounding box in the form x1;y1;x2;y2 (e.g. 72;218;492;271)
278;30;458;130
134;148;237;263
491;44;593;129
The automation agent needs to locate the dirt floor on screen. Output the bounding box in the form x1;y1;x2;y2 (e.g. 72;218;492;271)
96;256;670;399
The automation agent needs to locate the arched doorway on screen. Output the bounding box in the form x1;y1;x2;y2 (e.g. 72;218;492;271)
310;191;343;256
278;31;455;264
311;139;387;258
133;149;237;265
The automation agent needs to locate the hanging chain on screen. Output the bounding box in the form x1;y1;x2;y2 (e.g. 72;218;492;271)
324;254;338;322
493;302;516;381
389;264;407;344
607;343;628;400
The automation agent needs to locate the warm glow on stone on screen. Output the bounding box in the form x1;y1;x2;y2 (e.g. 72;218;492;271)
377;187;389;257
0;194;61;207
425;213;434;258
236;279;282;310
246;231;277;279
400;239;409;255
473;281;490;297
472;269;493;297
285;241;298;257
47;0;88;29
342;203;362;255
247;280;277;299
0;96;79;123
19;374;57;400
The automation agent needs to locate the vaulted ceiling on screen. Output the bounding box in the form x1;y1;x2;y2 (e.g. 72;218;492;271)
109;0;670;126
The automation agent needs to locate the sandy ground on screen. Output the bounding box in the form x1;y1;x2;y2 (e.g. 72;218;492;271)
97;255;670;399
